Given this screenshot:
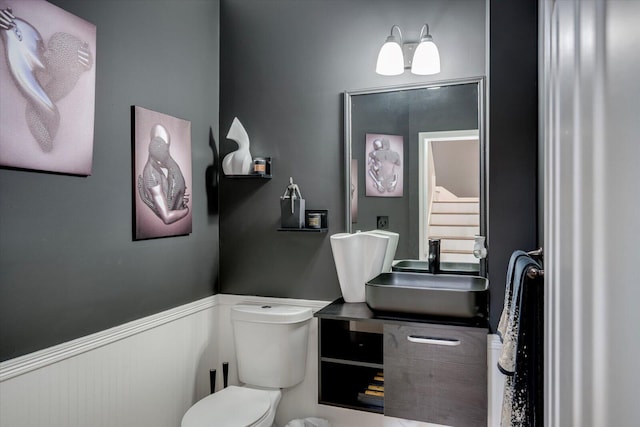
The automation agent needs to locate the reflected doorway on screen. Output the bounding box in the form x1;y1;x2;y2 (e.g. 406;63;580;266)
419;130;479;270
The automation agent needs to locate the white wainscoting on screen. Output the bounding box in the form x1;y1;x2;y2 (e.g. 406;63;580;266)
1;294;498;427
0;296;219;427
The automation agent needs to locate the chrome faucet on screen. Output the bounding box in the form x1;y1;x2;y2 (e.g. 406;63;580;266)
427;239;441;274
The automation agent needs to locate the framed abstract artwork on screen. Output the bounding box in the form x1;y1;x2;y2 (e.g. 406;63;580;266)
0;0;96;175
133;106;192;240
365;133;404;197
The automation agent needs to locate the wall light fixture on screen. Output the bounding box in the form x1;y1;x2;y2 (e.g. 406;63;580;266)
375;24;440;76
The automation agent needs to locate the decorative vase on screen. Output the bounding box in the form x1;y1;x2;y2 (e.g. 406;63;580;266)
330;232;389;302
222;117;252;175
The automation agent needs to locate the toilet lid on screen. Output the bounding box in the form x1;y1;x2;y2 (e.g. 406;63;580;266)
181;386;271;427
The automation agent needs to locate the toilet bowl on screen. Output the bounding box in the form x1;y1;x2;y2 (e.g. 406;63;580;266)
181;304;312;427
181;386;281;427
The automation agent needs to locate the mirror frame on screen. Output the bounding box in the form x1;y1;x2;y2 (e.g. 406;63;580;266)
344;77;487;277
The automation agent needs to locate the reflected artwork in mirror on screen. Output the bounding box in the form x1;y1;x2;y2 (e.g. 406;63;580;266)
344;78;486;276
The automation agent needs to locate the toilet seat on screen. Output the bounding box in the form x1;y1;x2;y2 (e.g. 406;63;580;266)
181;386;273;427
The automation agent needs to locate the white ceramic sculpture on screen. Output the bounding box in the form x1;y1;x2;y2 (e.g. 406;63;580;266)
364;230;399;273
330;232;389;302
222;117;252;175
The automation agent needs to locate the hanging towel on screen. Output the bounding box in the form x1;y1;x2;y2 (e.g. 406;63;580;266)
498;254;538;374
497;250;528;341
498;253;543;427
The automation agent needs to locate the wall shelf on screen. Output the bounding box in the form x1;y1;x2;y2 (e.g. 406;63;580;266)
278;209;328;232
226;174;272;179
277;227;327;233
224;156;272;178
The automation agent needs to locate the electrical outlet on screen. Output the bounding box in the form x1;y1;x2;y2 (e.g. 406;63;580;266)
377;216;389;230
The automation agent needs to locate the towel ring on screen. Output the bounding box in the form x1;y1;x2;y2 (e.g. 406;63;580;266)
526;266;544;279
525;247;544;279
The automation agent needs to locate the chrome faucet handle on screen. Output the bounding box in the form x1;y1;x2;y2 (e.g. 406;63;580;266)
473;235;487;259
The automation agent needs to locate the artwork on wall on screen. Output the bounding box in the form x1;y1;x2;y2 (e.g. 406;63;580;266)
0;0;96;175
133;106;192;240
351;159;358;223
365;133;403;197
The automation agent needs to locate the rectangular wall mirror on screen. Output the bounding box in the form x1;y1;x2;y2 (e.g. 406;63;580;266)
344;78;486;276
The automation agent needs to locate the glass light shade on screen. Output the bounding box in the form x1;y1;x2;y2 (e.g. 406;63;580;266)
411;39;440;75
376;40;404;76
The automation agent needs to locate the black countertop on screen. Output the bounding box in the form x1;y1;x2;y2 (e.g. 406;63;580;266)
315;298;489;329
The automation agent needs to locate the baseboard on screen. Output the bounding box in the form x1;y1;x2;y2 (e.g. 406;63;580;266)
0;295;218;381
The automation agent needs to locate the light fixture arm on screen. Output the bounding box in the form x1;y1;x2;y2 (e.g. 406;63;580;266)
418;23;431;41
388;24;403;43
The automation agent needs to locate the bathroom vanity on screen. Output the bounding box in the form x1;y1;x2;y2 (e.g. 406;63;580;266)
326;76;490;425
315;299;488;426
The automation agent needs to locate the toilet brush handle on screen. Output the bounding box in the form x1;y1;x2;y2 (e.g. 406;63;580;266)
209;369;216;394
222;362;229;388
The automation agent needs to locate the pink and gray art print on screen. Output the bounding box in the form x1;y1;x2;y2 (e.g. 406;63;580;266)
0;0;96;175
133;106;192;240
365;133;404;197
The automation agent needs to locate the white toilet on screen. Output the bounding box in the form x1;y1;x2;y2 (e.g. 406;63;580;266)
181;304;313;427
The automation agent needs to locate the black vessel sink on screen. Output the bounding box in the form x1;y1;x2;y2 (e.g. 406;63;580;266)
365;272;488;318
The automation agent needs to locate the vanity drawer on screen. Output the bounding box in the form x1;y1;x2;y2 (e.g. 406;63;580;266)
383;323;487;426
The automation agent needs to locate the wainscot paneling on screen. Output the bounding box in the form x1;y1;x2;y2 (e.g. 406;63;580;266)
0;297;218;427
2;294;501;427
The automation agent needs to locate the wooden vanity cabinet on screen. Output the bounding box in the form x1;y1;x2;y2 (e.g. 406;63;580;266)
315;299;488;425
384;323;487;426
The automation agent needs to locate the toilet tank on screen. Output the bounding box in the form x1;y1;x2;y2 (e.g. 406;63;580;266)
231;304;312;389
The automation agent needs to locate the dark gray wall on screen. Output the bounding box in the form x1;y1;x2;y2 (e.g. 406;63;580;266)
0;0;220;361
220;0;539;332
488;0;538;330
219;0;486;299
